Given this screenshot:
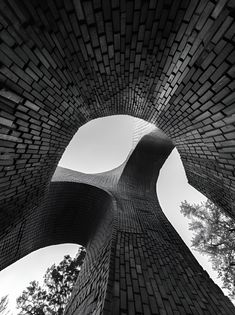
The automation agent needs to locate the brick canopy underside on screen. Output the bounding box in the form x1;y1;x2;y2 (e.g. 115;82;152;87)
1;129;235;314
0;0;235;313
0;0;234;234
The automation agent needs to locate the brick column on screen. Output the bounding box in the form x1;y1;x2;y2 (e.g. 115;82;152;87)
64;131;235;314
103;196;234;314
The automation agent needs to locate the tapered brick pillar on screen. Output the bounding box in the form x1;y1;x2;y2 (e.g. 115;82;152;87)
103;196;234;314
0;0;235;313
0;129;234;314
63;131;235;314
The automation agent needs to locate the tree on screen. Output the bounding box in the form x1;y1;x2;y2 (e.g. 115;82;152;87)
0;295;10;315
16;247;86;315
180;199;235;300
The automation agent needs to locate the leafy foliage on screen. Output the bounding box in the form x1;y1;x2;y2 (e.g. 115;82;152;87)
180;199;235;300
16;247;86;315
0;295;10;315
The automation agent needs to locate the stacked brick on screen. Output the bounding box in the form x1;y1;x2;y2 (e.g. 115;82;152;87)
0;181;113;271
103;132;235;314
132;118;156;149
0;0;234;221
1;129;235;313
105;197;234;314
65;187;114;315
0;0;235;313
52;165;124;191
0;89;76;238
0;0;234;222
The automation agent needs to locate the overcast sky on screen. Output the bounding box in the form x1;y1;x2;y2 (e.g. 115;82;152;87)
0;115;227;313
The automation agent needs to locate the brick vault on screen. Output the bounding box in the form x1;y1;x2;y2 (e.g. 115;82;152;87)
0;0;235;314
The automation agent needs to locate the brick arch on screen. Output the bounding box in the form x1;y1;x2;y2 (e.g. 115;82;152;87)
0;0;234;231
0;1;235;311
1;126;235;313
0;182;114;271
0;180;115;313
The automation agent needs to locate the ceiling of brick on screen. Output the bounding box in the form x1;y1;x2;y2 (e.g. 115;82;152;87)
0;0;234;239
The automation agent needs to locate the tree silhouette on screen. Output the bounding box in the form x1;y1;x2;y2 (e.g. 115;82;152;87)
0;295;10;315
16;247;86;315
180;199;235;300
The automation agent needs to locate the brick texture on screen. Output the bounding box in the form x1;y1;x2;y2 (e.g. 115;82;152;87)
1;130;235;314
0;0;235;314
0;0;234;227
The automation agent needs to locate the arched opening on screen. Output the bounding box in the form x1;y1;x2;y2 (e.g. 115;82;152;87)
58;115;155;174
0;179;114;314
0;0;234;312
0;115;234;312
58;114;233;302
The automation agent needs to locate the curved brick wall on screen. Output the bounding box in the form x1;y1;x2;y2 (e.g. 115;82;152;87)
0;182;113;271
0;0;234;231
0;1;235;313
118;129;175;195
1;129;235;313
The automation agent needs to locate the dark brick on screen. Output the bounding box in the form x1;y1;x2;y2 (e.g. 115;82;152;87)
0;2;234;314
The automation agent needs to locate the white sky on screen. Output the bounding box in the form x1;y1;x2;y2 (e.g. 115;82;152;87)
0;115;229;313
59;115;135;173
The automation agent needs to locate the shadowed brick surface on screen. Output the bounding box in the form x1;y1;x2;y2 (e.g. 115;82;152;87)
0;182;113;271
0;0;235;313
0;0;234;226
1;130;235;314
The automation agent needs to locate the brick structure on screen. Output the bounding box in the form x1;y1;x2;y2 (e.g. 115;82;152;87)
0;0;235;313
